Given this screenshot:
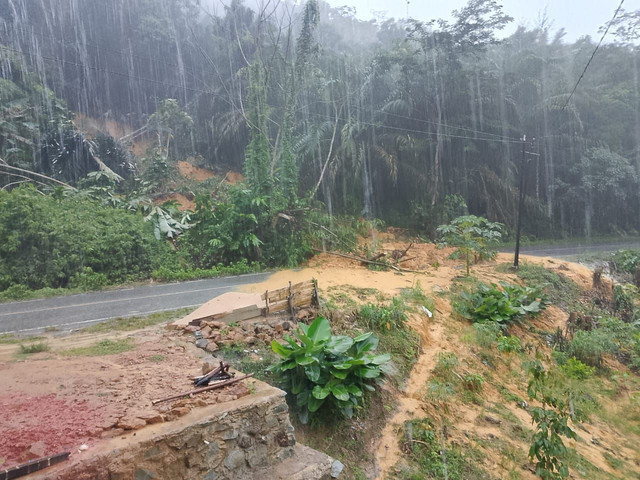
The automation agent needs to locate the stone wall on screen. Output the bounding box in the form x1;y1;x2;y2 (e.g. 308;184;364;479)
30;387;311;480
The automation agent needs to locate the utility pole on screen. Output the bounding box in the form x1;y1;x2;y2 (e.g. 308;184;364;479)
513;135;527;269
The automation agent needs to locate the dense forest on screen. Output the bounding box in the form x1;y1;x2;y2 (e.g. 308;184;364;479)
1;0;640;291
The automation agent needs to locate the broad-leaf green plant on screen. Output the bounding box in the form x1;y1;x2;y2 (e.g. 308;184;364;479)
456;282;546;328
269;316;390;423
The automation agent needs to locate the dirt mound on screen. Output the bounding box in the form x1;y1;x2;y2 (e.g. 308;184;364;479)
155;193;196;211
224;170;245;184
177;160;216;181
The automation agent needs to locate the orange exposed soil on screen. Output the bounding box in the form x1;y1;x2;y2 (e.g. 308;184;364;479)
242;241;636;479
177;160;216;181
155;192;196;211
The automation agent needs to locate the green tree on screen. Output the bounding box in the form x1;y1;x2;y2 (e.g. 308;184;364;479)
437;215;503;275
147;99;194;160
526;361;578;480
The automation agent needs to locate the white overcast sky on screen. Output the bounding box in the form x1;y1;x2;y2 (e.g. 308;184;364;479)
323;0;640;41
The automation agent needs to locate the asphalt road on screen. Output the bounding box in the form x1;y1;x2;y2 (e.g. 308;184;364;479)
0;272;272;335
510;241;640;258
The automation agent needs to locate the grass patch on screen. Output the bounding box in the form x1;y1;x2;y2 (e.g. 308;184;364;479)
149;354;165;362
564;449;618;480
62;338;135;356
18;342;50;354
400;280;435;312
603;452;624;470
82;308;194;333
392;418;491;480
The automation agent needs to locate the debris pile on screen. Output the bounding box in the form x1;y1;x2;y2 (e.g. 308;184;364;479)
174;280;319;352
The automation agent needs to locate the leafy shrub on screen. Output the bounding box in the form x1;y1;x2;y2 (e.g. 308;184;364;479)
497;335;522;354
269;316;390;423
509;263;580;311
456;282;546;327
69;267;109;290
355;299;421;379
359;297;408;331
437;215;504;275
182;186;311;269
613;284;636;322
526;361;578;480
0;284;33;300
561;357;594;380
463;373;484;393
0;186;170;291
151;259;259;282
611;249;640;274
19;342;50;354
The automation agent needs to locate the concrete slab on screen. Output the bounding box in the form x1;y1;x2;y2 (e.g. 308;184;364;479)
171;292;264;328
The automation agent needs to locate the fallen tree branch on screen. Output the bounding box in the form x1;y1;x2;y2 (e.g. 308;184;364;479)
152;373;254;405
0;161;76;189
312;248;427;274
397;256;416;264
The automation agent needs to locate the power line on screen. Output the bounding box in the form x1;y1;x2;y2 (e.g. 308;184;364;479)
304;111;524;144
562;0;625;110
356;106;520;142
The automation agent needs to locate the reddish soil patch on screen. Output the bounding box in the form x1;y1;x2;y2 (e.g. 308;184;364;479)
0;394;106;468
0;332;252;469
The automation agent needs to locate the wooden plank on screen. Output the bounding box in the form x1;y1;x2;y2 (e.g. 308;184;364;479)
269;294;314;313
291;280;314;290
266;282;314;303
216;306;263;323
267;288;290;303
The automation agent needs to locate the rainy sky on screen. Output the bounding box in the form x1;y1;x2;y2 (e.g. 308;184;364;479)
323;0;640;40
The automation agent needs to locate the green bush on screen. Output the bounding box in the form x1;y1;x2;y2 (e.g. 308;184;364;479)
497;335;522;354
401;418;487;479
19;342;50;354
269;316;390;423
567;330;616;368
151;259;259;282
455;282;546;327
69;267;109;290
613;284;636;322
611;250;640;274
181;186;311;269
510;263;581;311
561;357;595;380
0;186;170;290
463;373;484;393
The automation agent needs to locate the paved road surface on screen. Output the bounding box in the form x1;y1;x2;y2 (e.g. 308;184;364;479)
0;272;271;334
508;241;640;258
